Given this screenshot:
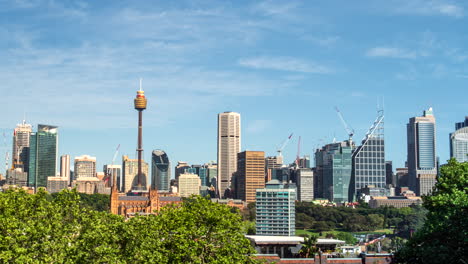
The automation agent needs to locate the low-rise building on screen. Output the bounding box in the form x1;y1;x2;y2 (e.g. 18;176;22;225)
47;176;69;193
368;196;422;208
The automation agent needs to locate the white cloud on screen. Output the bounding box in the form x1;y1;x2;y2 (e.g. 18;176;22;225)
366;47;418;59
239;56;332;74
246;120;272;134
393;0;464;18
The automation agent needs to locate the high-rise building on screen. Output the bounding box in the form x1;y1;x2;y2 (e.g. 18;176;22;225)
175;161;190;186
385;161;395;187
196;166;209;187
206;162;218;187
407;107;437;196
178;173;201;197
60;155;71;184
316;140;354;202
122;155;148;193
74;155;96;179
217;111;241;198
297;155;311;169
265;156;282;182
28;125;58;189
351;110;386;201
234;151;265;203
103;164;122;190
12;120;32;172
296;168;314;202
256;180;296;236
450;117;468;162
151;150;171;192
396;167;409;188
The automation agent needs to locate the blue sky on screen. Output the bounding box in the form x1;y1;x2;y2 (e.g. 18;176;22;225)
1;0;467;176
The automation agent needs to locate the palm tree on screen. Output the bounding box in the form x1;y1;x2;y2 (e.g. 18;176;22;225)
299;234;318;258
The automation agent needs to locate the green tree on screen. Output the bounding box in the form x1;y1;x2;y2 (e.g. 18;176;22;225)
335;232;357;245
396;159;468;264
366;214;384;231
0;189;259;263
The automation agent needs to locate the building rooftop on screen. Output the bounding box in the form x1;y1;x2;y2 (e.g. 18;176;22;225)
160;196;182;202
245;235;345;245
118;196;149;201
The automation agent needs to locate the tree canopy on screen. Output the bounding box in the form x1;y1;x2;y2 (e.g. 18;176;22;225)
396;159;468;264
0;189;258;263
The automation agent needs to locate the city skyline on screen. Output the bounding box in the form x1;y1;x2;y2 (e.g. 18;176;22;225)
1;1;468;172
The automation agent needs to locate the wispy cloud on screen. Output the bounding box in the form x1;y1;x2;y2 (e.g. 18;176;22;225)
246;120;272;134
366;47;418;59
239;56;332;74
391;0;464;18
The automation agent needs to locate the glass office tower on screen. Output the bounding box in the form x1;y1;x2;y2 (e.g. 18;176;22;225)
352;110;386;201
151;150;171;191
450;117;468;162
28;125;58;189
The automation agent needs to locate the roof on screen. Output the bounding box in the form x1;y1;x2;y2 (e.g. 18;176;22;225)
160;196;182;202
244;235;345;245
118;196;149;201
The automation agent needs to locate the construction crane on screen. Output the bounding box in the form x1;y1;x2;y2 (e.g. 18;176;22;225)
295;136;301;167
105;144;120;186
277;133;293;157
335;107;354;141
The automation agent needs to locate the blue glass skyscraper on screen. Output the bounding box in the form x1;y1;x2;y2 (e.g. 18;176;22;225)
450;117;468;162
151;150;171;192
407;108;437;196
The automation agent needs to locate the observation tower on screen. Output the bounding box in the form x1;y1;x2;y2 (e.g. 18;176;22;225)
133;79;147;192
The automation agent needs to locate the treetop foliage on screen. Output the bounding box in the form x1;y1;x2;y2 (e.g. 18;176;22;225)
0;189;258;263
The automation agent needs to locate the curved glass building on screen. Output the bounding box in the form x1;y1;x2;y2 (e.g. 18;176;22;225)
151;150;171;191
450;118;468;162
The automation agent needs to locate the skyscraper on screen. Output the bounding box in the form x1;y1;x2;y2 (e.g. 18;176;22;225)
60;154;70;183
12;120;32;172
74;155;96;179
296;168;314;202
175;161;190;185
28;124;58;189
407;107;437;196
450;117;468;162
178;173;201;197
133;78;147;192
217;111;241;198
122;155;148;193
316;140;354;202
352;110;386;201
151;150;171;192
234;151;265;203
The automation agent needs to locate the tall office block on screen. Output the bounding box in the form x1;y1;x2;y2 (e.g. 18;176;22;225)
104;164;122;191
178;173;201;197
12;120;32;172
296;168;314;202
407;107;437;196
151;150;171;192
197;166;209;187
316;140;354;202
74;155;96;179
297;155;311;169
206;162;218;187
256;180;296;236
385;161;395;186
175;161;190;185
122;155;148;193
450;117;468;162
352;110;386;201
217;111;241;197
265;156;282;182
28;125;58;189
60;155;70;184
235;151;265;203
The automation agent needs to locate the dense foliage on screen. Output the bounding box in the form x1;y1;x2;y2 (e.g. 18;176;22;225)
0;189;258;263
396;159;468;264
296;201;426;235
50;192;110;212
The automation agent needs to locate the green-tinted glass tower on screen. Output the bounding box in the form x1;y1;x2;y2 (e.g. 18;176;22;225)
28;125;58;189
315;140;354;203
